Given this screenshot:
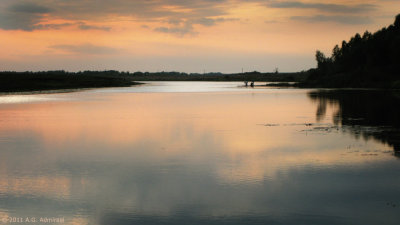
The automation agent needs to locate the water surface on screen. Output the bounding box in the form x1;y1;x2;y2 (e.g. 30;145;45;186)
0;82;399;225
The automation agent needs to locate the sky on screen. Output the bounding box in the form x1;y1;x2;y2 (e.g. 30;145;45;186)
0;0;398;73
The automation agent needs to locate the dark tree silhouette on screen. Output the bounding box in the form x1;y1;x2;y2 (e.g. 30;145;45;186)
303;14;400;88
395;14;400;27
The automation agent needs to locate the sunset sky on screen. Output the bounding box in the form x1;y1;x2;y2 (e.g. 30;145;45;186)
0;0;398;73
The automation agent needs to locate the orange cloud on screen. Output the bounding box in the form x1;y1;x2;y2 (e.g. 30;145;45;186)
0;0;398;72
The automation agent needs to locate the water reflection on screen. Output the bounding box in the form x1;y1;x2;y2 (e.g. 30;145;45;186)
308;90;400;155
0;83;399;225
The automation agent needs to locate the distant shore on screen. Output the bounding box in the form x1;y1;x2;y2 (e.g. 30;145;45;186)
0;70;307;93
0;71;143;93
2;70;398;93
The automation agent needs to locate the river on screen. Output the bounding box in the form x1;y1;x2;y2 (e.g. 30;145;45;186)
0;82;399;225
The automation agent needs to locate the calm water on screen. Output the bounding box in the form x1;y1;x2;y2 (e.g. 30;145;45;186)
0;82;399;225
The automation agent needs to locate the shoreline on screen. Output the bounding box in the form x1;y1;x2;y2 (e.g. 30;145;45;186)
3;81;399;95
0;81;144;95
0;71;144;94
0;84;143;95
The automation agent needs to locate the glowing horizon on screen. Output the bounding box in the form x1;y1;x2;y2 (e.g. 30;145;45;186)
0;0;398;73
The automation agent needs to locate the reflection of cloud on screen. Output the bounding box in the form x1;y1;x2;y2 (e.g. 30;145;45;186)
291;15;373;25
265;20;279;24
0;176;70;198
0;88;399;224
67;218;90;225
0;90;393;185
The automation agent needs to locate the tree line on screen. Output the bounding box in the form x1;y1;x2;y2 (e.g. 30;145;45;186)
304;14;400;88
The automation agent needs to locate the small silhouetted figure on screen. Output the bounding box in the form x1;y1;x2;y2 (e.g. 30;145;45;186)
244;81;248;86
250;81;254;87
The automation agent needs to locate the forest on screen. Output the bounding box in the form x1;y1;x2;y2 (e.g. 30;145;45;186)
302;14;400;88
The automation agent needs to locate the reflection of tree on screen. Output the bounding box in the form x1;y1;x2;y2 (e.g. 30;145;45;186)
308;90;400;155
315;97;327;122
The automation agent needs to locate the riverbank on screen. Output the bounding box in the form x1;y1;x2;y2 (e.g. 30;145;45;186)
0;71;142;93
0;70;308;93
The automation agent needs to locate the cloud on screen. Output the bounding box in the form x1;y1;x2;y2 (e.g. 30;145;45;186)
34;23;74;30
154;17;237;36
0;0;379;33
0;11;48;31
8;2;52;14
167;18;183;25
0;0;235;32
0;2;54;31
266;1;377;13
291;15;373;25
50;44;118;55
0;2;51;30
192;17;238;26
25;22;111;31
154;23;195;36
76;22;111;31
